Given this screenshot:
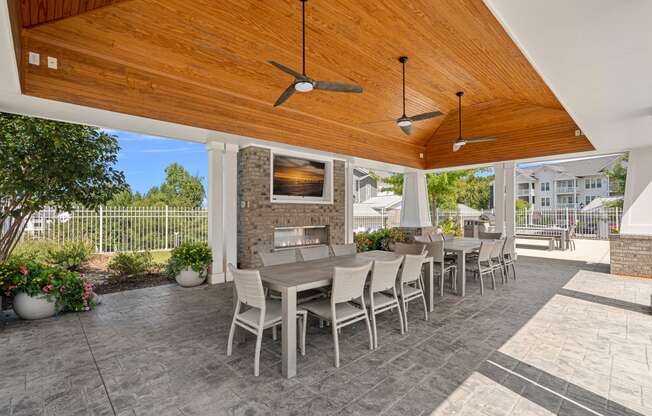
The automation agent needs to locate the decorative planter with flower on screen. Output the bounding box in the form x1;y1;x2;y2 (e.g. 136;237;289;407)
1;259;96;320
166;242;212;288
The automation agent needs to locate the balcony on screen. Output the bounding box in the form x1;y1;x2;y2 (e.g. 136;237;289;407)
556;187;576;194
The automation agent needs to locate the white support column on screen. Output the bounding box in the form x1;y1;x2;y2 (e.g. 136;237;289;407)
400;172;432;227
223;143;239;281
505;162;516;238
207;142;225;284
344;161;354;244
493;163;506;235
621;146;652;235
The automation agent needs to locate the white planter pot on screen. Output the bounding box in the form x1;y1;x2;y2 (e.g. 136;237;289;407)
175;267;206;288
13;292;58;320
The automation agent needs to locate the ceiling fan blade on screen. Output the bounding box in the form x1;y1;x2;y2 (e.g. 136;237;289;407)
399;124;412;136
314;81;363;93
269;61;304;79
410;111;444;122
273;83;296;107
465;136;497;143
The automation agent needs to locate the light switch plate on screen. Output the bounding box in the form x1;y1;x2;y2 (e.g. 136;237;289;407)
47;56;58;69
28;51;40;65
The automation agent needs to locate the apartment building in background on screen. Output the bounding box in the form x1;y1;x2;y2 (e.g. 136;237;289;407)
515;154;625;209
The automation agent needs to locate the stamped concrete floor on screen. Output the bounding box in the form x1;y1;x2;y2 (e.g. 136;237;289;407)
1;256;651;416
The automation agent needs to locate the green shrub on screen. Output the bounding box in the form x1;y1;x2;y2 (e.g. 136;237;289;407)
438;218;462;237
354;228;407;252
10;240;58;263
108;251;153;277
47;240;94;271
165;242;212;278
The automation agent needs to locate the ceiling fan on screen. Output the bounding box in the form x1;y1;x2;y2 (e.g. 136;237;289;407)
268;0;363;107
452;91;497;152
394;56;443;136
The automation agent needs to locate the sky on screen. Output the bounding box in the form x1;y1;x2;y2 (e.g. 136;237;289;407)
104;129;207;195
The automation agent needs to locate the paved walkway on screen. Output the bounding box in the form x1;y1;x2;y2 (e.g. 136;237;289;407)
516;238;611;265
1;257;651;416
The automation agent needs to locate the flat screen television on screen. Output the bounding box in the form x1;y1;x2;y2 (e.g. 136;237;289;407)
272;154;326;199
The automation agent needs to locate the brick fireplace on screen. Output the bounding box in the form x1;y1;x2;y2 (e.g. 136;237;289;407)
237;146;346;269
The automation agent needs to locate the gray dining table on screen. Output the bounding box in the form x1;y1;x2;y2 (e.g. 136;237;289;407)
443;237;484;297
258;250;434;378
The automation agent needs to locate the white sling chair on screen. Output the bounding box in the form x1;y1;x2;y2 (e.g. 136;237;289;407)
301;262;374;368
226;264;307;376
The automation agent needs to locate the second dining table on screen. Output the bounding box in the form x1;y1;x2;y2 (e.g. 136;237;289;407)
258;250;434;378
442;237;484;297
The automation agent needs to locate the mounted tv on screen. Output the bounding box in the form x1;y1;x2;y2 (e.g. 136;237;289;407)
272;154;329;202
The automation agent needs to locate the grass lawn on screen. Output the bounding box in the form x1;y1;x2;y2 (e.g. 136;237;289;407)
150;250;172;265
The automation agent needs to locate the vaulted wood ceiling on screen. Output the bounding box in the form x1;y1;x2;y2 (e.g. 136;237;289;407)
16;0;594;168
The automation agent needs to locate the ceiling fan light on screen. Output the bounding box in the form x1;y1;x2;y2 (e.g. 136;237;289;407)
294;81;314;92
397;119;412;127
453;140;466;152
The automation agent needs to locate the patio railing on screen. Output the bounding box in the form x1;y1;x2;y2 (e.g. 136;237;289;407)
353;207;622;240
22;206;208;253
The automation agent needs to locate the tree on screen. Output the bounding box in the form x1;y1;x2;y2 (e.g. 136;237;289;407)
381;169;491;224
0;113;125;260
143;163;205;208
605;154;628;195
515;199;531;210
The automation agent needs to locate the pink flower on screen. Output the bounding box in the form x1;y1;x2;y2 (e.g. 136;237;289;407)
20;265;28;276
42;284;54;293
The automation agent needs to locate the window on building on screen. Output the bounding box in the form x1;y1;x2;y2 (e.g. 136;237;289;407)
540;182;550;192
585;195;597;205
585;178;602;189
541;197;551;207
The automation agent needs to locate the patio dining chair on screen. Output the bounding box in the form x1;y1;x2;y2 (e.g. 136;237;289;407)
425;241;457;297
357;256;404;349
331;243;357;256
226;264;307;376
298;246;331;261
489;239;506;284
259;250;324;306
395;252;429;331
466;241;495;295
301;262;374;367
442;232;456;241
414;235;431;243
390;242;426;255
502;236;517;280
479;231;503;240
259;249;298;266
429;233;444;242
567;226;576;251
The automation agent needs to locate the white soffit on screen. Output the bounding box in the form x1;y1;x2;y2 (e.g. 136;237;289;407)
484;0;652;153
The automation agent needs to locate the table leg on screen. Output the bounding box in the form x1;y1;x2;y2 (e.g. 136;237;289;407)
281;287;297;378
455;249;466;297
422;259;434;312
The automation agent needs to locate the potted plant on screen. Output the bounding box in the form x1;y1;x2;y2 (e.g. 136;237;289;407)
166;242;212;287
1;259;97;320
1;260;61;320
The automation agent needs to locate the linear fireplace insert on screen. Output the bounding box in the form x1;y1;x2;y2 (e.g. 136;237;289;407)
273;225;329;250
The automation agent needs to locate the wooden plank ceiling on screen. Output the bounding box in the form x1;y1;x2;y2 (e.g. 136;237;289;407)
20;0;126;27
17;0;594;169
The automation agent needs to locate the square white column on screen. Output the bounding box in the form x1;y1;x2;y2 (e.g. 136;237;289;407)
621;146;652;235
223;143;239;281
493;163;506;235
206;142;225;284
344;161;354;244
400;172;432;227
505;162;516;238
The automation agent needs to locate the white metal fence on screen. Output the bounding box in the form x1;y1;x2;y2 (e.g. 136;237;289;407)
353;207;622;240
23;207;208;253
516;208;622;240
